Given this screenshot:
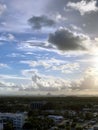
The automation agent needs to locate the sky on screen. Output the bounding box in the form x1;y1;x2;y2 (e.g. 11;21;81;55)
0;0;98;96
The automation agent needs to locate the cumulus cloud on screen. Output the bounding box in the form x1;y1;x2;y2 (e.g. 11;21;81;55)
71;66;98;91
0;72;70;92
71;76;98;91
21;70;98;93
30;73;71;92
48;28;88;51
28;15;55;30
67;0;98;15
0;69;98;94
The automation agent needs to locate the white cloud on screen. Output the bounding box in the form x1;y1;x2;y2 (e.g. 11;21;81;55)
20;58;65;69
84;67;98;77
30;72;71;92
21;69;98;93
18;39;55;51
95;37;98;42
0;63;9;69
0;80;22;93
20;58;79;74
71;76;97;91
7;34;15;40
21;69;38;77
0;68;98;95
52;62;79;74
7;53;25;58
50;12;67;22
0;33;15;41
0;3;7;16
70;24;82;31
0;74;30;80
67;0;98;15
71;66;98;91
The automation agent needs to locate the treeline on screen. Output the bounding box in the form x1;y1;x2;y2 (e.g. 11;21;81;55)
0;96;98;112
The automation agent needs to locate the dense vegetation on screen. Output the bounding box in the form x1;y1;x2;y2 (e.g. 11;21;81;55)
0;96;98;112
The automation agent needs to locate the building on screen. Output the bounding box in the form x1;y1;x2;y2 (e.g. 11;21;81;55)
0;121;3;130
93;125;98;130
48;115;64;123
0;112;27;129
30;101;46;110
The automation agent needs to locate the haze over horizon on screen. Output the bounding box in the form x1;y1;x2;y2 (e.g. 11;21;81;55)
0;0;98;96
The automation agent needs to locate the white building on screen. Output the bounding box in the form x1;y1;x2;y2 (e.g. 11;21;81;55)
0;112;27;129
0;122;3;130
48;115;64;123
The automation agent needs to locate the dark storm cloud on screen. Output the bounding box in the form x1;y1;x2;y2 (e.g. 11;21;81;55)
28;15;55;30
48;28;87;51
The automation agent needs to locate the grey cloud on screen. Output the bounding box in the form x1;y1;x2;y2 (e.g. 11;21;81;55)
71;76;97;91
45;0;69;14
80;12;98;36
68;9;98;36
48;28;87;51
44;0;98;36
28;15;55;30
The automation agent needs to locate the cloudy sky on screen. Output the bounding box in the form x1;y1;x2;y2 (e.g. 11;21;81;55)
0;0;98;96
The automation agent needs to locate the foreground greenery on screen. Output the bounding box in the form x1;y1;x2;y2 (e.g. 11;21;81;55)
0;96;98;112
0;96;98;130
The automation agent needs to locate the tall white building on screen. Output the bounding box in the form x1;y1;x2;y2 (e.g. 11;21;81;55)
0;112;27;129
0;122;3;130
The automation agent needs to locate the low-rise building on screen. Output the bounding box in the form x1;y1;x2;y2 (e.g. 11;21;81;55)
48;115;64;123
